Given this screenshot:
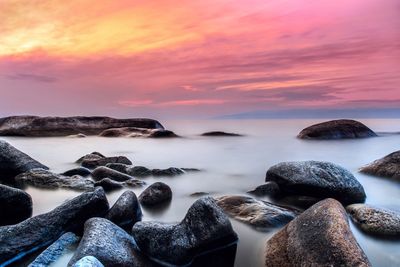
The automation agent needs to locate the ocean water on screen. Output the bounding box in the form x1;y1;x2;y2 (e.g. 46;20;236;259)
3;119;400;267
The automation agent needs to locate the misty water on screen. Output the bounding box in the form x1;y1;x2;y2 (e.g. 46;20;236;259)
3;119;400;267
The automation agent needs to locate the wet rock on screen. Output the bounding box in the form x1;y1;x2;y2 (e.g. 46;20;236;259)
216;195;297;229
201;131;242;137
99;127;178;138
132;196;238;266
16;169;94;191
29;232;80;267
347;204;400;237
266;160;366;205
247;182;281;197
264;198;371;267
94;178;124;192
62;167;92;177
190;192;210;197
67;133;87;138
0;116;164;136
76;152;105;163
297;119;377;139
68;218;155;267
0;140;48;181
139;182;172;206
359;151;400;181
0;184;32;226
92;166;134;182
106;164;187;177
72;256;104;267
0;188;109;265
151;167;185;176
105;191;142;229
81;156;132;169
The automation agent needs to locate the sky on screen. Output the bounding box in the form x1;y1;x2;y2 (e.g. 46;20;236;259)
0;0;399;118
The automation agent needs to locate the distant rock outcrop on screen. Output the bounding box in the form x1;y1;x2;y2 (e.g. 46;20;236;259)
201;131;242;137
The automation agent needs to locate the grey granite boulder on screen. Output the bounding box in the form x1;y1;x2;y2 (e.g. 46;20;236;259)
360;151;400;181
72;256;104;267
139;182;172;206
91;166;135;182
105;191;142;229
247;182;281;197
0;184;32;226
62;167;92;177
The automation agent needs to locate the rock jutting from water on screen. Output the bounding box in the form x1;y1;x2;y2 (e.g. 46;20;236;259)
72;256;104;267
91;166;135;182
297;119;377;139
265;160;366;205
99;127;178;138
264;198;371;267
62;167;92;177
201;131;242;137
0;187;109;265
0;116;164;136
359;150;400;181
105;163;194;177
132;196;238;266
247;182;281;197
0;184;32;226
347;204;400;238
78;153;133;169
105;190;142;229
138;182;173;206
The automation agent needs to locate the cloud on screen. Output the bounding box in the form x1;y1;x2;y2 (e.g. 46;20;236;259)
5;73;57;83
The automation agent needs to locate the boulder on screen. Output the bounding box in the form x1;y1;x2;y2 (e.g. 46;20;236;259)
216;195;297;229
99;127;178;138
28;232;80;267
106;164;187;177
347;204;400;237
139;182;172;206
132;196;238;266
76;152;105;163
297;119;377;139
91;166;135;182
0;116;164;136
266;161;366;205
151;167;185;176
16;169;94;191
81;156;132;169
359;151;400;181
67;133;87;138
105;191;142;229
0;184;32;226
62;167;92;177
247;182;281;197
72;256;104;267
0;187;109;265
201;131;242;137
94;178;124;192
264;198;371;267
68;218;155;267
0;140;48;181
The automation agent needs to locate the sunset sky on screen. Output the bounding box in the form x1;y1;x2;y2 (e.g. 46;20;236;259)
0;0;399;118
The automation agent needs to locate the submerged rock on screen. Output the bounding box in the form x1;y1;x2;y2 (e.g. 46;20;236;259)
216;195;297;229
264;198;371;267
16;169;94;191
62;167;92;177
72;256;104;267
0;184;32;226
106;164;187;177
68;218;155;267
297;119;377;139
76;152;105;163
67;133;87;138
201;131;242;137
139;182;172;206
99;127;178;138
29;232;80;267
132;196;238;266
247;182;281;197
347;204;400;237
92;166;135;182
0;116;164;136
81;156;132;169
0;140;48;181
359;151;400;181
105;191;142;229
94;178;124;192
0;188;109;265
265;161;366;205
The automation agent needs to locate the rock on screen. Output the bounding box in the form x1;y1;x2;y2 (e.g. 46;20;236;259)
201;131;242;137
0;184;32;226
347;204;400;237
247;182;281;197
264;198;371;267
105;191;142;229
99;127;178;138
76;152;105;163
132;196;238;266
68;218;155;267
359;151;400;181
139;182;172;206
91;166;134;182
72;256;104;267
181;168;201;172
106;164;187;177
0;188;109;265
0;116;164;136
16;169;94;191
62;167;92;177
81;156;132;169
28;232;80;267
297;119;377;139
94;178;124;192
151;167;185;176
190;192;210;197
266;161;366;205
0;140;48;181
67;133;87;138
216;195;297;229
123;179;146;188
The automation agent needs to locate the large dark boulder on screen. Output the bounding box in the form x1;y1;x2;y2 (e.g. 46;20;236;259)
347;204;400;238
99;127;178;138
68;218;155;267
80;155;132;169
247;182;281;197
216;195;297;229
266;161;366;205
15;169;94;191
0;140;48;181
297;119;377;139
105;191;142;229
132;197;238;266
264;198;371;267
138;182;172;206
0;184;32;226
0;116;164;136
0;187;109;265
359;151;400;181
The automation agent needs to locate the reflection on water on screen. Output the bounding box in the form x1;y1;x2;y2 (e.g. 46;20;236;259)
3;119;400;267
